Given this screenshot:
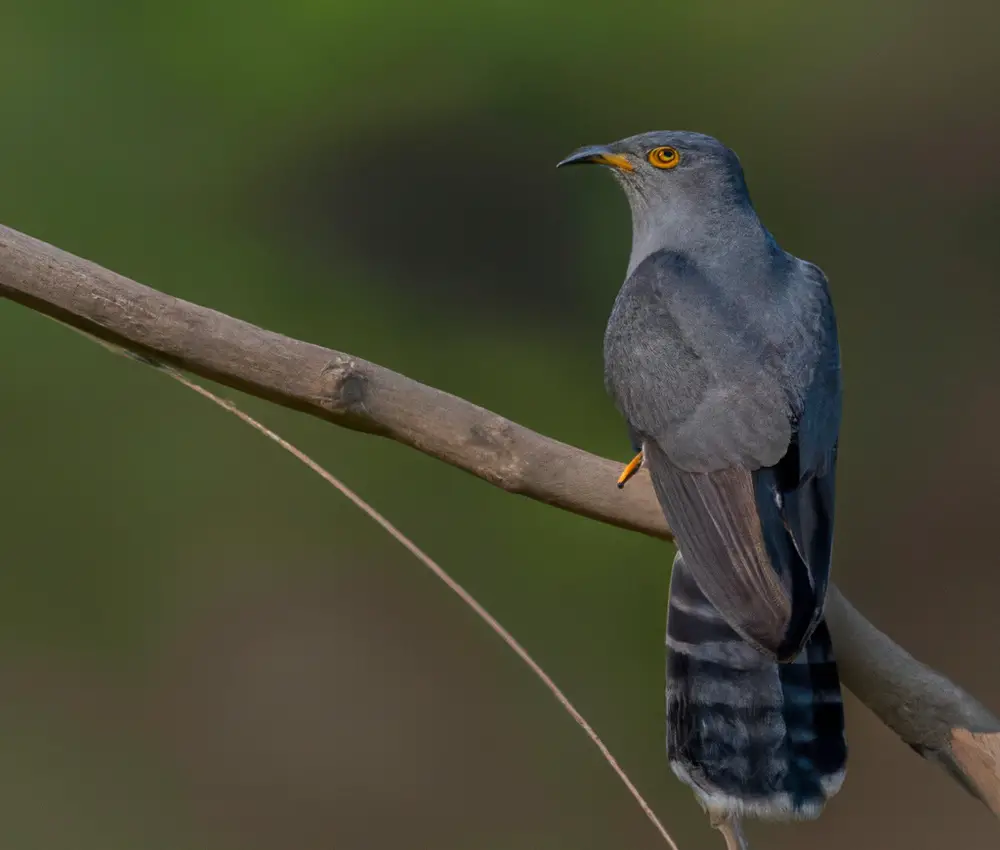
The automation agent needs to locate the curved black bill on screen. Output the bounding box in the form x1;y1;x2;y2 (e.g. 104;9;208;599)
557;145;634;171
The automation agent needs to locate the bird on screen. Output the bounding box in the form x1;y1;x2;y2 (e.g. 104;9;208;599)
558;131;847;844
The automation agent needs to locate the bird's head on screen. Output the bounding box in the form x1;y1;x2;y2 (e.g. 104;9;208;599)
559;130;749;206
558;130;760;268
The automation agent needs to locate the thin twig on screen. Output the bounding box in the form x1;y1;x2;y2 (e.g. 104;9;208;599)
155;362;681;850
711;814;749;850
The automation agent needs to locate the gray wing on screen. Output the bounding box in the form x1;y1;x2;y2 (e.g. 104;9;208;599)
605;251;840;660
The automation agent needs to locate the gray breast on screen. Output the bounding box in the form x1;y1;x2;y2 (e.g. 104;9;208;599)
603;249;824;472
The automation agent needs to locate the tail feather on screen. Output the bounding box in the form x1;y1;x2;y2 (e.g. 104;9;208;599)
666;553;846;820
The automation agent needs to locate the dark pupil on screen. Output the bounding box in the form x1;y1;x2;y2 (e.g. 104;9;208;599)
658;148;674;160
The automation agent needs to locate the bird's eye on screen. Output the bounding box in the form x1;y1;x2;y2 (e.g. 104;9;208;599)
647;146;680;169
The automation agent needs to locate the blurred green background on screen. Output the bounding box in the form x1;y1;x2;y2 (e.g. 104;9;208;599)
1;1;999;847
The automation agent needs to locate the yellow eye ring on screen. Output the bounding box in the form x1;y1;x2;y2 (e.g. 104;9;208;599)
647;146;680;169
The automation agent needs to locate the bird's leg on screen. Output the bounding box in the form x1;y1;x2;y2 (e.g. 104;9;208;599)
616;451;644;489
710;812;749;850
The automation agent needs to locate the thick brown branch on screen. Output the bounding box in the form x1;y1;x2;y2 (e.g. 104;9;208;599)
1;222;998;817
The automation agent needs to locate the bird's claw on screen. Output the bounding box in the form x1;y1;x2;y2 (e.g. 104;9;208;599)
617;451;644;489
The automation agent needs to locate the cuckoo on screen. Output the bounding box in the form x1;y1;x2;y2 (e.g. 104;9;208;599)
559;131;847;842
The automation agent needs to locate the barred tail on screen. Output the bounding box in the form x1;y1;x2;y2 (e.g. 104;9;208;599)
666;553;847;820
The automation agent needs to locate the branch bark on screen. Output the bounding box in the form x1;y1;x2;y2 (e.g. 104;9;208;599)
2;222;998;817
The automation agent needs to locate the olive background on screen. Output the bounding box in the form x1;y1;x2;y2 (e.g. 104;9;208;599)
1;2;998;848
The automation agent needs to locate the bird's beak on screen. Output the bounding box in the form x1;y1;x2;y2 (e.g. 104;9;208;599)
557;145;634;172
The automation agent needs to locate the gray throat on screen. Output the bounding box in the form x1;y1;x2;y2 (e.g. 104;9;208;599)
622;189;774;278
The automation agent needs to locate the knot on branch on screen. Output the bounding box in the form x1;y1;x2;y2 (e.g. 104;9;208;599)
322;356;371;415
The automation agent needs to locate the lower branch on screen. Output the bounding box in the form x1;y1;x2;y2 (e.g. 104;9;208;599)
1;222;998;817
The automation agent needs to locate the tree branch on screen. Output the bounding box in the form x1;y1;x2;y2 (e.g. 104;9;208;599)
2;222;998;818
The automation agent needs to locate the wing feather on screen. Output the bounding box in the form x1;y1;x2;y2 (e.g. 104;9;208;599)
646;442;793;657
606;251;841;661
